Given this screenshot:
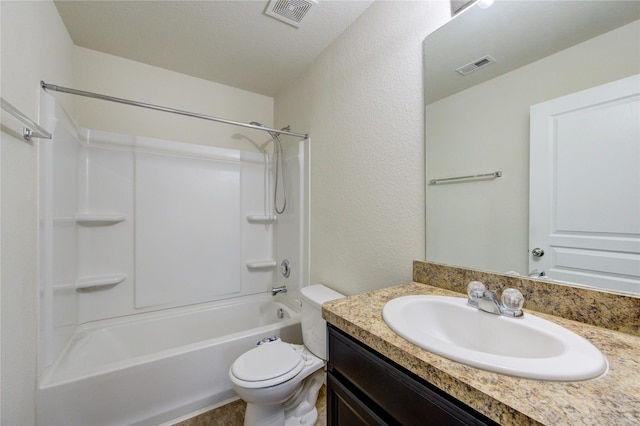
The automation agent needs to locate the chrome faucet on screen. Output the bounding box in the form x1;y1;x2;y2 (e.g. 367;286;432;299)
271;285;287;296
467;281;524;318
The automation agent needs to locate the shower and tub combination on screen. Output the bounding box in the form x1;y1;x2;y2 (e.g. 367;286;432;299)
35;86;310;425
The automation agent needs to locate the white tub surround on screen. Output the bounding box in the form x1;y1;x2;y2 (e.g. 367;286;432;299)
36;94;309;425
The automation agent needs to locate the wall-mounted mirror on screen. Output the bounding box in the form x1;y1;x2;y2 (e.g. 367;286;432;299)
424;0;640;294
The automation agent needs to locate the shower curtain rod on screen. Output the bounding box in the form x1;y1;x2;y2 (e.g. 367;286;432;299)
40;81;308;139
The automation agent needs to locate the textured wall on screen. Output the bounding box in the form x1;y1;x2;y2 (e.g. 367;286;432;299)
1;1;74;424
73;47;274;151
275;1;451;295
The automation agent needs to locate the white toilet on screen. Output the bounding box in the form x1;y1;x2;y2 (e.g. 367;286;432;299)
229;284;344;426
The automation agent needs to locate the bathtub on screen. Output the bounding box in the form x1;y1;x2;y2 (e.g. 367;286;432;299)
37;294;302;425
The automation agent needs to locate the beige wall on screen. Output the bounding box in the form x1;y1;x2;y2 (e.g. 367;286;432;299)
275;1;451;296
1;1;74;424
425;20;640;275
73;47;274;151
1;0;455;422
1;3;274;423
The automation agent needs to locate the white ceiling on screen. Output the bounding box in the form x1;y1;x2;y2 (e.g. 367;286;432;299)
54;0;374;97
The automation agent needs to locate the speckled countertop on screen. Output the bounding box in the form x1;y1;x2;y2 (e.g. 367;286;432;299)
322;282;640;425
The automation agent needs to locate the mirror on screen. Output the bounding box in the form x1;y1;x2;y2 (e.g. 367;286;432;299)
424;0;640;294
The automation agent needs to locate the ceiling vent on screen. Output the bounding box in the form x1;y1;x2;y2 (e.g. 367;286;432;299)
265;0;318;28
456;55;496;76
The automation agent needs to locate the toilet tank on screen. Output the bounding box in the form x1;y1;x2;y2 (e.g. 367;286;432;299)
300;284;344;360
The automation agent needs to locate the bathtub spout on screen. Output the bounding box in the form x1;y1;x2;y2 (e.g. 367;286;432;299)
271;285;287;296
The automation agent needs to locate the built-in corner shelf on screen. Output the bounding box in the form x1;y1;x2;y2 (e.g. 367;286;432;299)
76;213;127;227
75;274;126;292
246;215;277;224
246;260;277;270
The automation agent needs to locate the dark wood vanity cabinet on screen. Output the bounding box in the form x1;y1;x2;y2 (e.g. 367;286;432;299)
326;325;499;426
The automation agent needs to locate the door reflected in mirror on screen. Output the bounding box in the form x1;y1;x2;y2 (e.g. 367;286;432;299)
424;0;640;294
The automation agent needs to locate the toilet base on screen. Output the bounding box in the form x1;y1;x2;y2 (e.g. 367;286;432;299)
244;404;286;426
243;370;324;426
286;407;318;426
244;404;318;426
284;369;324;425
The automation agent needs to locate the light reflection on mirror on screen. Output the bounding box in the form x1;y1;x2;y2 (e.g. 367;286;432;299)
424;0;640;295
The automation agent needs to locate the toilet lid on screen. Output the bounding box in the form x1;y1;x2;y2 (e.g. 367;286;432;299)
231;343;303;382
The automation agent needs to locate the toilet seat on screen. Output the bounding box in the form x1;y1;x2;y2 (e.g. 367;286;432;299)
230;343;304;388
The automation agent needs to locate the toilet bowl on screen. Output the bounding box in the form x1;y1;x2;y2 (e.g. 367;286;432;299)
229;285;344;426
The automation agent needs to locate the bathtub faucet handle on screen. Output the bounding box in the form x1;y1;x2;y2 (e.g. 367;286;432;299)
271;285;287;296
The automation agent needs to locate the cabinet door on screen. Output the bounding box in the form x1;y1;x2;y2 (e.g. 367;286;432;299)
327;371;388;425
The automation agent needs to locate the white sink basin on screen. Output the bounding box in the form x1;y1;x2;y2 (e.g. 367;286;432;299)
382;295;608;381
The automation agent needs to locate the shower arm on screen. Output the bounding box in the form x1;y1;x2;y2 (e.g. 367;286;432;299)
40;81;308;140
250;122;290;141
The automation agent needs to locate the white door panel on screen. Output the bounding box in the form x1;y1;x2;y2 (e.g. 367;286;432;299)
529;74;640;294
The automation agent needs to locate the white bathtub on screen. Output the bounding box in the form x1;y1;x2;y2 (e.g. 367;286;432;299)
37;294;302;425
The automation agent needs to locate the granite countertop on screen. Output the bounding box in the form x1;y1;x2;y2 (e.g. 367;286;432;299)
322;282;640;425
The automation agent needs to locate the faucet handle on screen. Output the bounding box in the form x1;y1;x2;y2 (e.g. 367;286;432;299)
501;288;524;316
467;281;486;304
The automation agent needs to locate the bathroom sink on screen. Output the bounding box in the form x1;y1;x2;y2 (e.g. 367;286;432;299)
382;295;608;381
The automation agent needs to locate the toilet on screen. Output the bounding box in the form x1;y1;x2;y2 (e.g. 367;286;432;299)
229;284;344;426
